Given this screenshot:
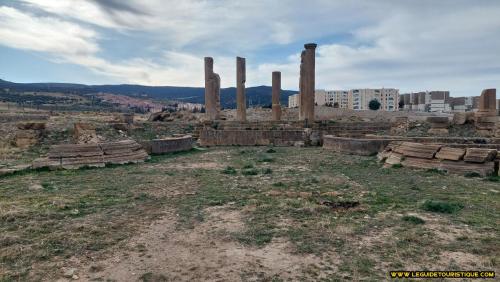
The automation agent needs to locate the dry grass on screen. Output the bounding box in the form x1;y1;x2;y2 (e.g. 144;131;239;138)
0;147;499;281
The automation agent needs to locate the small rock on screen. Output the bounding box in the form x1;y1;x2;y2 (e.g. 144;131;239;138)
29;184;43;190
71;274;79;280
63;268;77;278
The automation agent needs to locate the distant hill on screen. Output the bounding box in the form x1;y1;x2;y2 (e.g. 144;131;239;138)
0;79;297;109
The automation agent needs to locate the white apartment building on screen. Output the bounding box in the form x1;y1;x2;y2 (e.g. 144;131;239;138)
314;90;349;108
288;94;300;108
349;88;399;111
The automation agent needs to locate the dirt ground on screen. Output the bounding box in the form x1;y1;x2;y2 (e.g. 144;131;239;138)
1;146;498;281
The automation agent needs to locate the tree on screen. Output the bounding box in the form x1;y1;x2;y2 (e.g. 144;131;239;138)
333;102;339;108
368;99;381;111
398;100;405;110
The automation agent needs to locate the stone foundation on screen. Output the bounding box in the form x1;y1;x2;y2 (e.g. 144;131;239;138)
141;135;194;154
198;120;391;147
322;136;394;156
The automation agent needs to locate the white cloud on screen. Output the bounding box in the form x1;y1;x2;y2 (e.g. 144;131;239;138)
0;1;499;96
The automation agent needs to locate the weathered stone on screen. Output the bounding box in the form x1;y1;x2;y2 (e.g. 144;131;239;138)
392;142;441;159
15;130;40;148
236;57;246;121
463;148;497;163
385;152;403;166
120;113;134;124
440;160;496;177
73;123;98;144
427;116;449;135
435;147;466;161
323;136;393;156
146;135;193;154
401;156;441;170
272;71;282;121
452;112;474;125
427;128;449;135
476;88;497;117
204;57;221;120
33;140;148;169
299;43;317;122
16;122;46;130
390;117;408;135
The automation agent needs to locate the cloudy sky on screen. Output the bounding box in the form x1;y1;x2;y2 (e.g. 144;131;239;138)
0;0;499;96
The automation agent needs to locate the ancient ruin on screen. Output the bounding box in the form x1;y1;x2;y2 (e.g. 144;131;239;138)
204;57;221;120
236;57;246;121
299;43;317;122
272;71;282;121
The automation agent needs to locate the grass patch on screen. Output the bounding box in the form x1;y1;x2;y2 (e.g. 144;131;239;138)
402;215;426;224
422;200;464;214
486;175;499;182
222;166;237;175
242;168;259;176
426;168;447;175
266;148;276;153
262;168;273;175
464;172;481;178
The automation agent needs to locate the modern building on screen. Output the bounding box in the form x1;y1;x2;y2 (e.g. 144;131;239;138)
348;88;399;111
428;91;451;112
450;97;474;112
288;94;300;108
401;90;458;113
314;90;349;108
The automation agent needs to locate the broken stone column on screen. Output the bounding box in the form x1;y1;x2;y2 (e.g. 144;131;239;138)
299;43;317;122
476;89;497;117
236;57;246;122
204;57;221;120
475;89;497;136
272;71;282;121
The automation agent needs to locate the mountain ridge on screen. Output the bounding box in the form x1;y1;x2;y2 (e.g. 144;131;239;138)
0;79;297;108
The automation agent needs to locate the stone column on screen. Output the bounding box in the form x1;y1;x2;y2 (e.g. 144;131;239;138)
236;57;246;121
475;89;497;136
299;51;305;120
204;57;221;120
272;71;282;121
299;43;317;122
477;89;497;117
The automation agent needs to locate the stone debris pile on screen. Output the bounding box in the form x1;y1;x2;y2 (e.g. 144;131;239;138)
379;141;498;176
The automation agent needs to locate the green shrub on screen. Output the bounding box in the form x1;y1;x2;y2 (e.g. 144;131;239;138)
402;215;425;224
262;168;273;175
426;168;446;175
242;169;259;176
422;200;464;214
486;175;499;182
258;156;275;163
266;148;276;153
222;166;237;175
242;164;254;169
464;172;481;178
392;163;403;168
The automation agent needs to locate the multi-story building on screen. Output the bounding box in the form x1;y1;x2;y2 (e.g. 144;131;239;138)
315;90;349;108
450;97;474;112
428;91;451;112
288;94;300;108
348;88;399;111
401;90;457;113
